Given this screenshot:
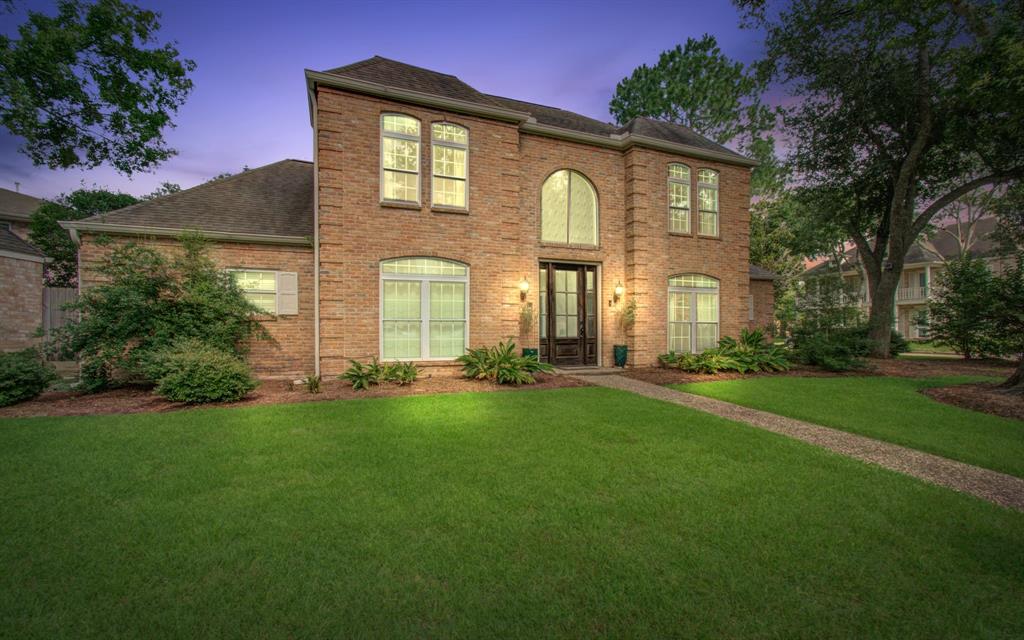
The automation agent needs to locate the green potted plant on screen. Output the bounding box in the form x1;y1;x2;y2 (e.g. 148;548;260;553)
614;296;638;367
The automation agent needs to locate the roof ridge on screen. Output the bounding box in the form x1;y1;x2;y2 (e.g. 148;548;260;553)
324;55;464;81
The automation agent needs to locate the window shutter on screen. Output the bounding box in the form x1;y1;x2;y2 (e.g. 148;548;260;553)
277;272;298;315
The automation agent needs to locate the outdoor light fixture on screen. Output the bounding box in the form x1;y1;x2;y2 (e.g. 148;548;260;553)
519;277;530;300
613;281;625;303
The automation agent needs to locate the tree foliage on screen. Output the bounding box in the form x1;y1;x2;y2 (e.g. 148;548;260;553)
0;0;195;174
990;255;1024;390
927;256;999;358
739;0;1024;356
29;188;138;286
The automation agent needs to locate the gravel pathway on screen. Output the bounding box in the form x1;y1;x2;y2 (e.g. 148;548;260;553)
580;374;1024;512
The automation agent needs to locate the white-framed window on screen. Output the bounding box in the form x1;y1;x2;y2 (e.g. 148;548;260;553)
540;169;598;246
668;163;691;234
380;257;468;360
697;168;719;236
230;270;298;315
381;113;421;204
668;274;719;353
431;122;468;209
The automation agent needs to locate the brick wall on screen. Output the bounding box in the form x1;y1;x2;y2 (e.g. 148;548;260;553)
0;255;44;352
78;234;315;379
749;279;776;334
316;87;753;371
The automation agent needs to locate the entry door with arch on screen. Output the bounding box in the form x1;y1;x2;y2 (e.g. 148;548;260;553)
539;262;597;366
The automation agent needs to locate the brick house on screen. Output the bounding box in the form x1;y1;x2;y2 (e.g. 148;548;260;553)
64;57;773;378
1;188;47;353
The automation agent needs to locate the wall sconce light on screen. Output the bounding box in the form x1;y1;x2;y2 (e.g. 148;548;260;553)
613;281;625;303
519;277;530;300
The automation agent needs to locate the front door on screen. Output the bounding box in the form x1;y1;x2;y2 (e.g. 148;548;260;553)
539;263;597;366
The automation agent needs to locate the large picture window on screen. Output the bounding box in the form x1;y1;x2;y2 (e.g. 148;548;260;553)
668;274;719;353
540;169;598;246
668;163;691;234
697;169;719;236
431;123;468;209
381;114;421;204
381;257;468;359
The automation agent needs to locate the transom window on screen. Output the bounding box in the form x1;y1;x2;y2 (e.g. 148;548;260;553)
431;123;468;209
668;163;691;234
381;114;420;203
380;257;468;360
540;169;598;246
697;169;719;236
668;274;719;353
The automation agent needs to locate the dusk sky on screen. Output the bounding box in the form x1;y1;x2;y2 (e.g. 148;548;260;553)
1;0;763;200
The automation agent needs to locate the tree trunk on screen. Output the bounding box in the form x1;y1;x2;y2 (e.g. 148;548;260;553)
866;271;899;358
1000;357;1024;392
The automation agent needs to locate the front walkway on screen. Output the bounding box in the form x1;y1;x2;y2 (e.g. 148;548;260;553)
578;374;1024;512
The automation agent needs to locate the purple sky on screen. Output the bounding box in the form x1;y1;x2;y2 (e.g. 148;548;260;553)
1;0;763;200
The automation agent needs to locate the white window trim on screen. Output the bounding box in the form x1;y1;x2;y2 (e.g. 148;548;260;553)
668;276;720;354
229;268;279;315
697;168;720;237
540;169;600;247
380;113;421;205
430;122;469;210
379;261;470;361
668;163;691;234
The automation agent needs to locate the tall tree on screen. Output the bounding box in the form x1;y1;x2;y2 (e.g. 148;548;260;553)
738;0;1024;356
29;188;138;286
609;34;784;195
0;0;195;174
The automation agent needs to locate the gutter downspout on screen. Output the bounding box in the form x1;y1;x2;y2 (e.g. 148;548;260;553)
309;83;321;378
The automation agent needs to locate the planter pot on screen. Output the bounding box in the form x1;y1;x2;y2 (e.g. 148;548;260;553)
522;347;539;359
613;344;628;367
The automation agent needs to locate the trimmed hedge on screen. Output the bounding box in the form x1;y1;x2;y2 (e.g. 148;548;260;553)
152;340;256;404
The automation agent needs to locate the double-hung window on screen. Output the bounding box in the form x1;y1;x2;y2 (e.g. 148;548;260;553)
381;114;421;204
697;169;719;236
381;258;468;360
668;163;691;234
231;270;298;315
431;123;468;209
668;274;719;353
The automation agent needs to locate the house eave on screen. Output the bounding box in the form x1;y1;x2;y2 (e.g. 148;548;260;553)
60;221;312;247
0;248;48;263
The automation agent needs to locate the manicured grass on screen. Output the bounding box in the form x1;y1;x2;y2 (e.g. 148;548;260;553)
2;388;1024;638
675;376;1024;477
907;340;957;354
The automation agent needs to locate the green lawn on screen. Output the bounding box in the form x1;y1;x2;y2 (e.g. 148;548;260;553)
907;340;957;354
675;376;1024;477
2;388;1024;638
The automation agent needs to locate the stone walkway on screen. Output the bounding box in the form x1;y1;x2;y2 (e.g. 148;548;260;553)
578;374;1024;512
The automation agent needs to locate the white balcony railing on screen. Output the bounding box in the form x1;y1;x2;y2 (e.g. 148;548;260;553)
896;286;929;302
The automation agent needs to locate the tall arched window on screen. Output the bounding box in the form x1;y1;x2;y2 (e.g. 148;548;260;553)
381;258;468;360
668;163;691;234
431;122;468;209
381;114;421;204
668;274;719;353
697;169;719;236
541;169;598;246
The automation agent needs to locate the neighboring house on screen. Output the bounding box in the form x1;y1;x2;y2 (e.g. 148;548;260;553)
0;227;47;352
801;216;1008;339
63;56;770;378
0;187;42;243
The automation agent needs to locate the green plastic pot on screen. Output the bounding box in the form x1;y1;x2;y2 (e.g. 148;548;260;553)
522;347;539;359
613;344;628;367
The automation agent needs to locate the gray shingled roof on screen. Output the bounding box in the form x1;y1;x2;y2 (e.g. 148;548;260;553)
749;265;779;280
0;227;45;259
804;217;1006;276
321;57;749;161
77;160;313;237
0;188;42;222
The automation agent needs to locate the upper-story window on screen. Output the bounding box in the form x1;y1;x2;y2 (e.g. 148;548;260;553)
668;163;691;234
431;123;468;209
697;169;719;236
381;114;421;204
540;169;598;246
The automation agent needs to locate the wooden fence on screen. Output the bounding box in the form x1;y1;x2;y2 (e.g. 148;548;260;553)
43;287;77;338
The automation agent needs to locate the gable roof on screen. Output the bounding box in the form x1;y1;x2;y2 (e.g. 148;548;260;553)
310;56;755;167
0;226;46;261
0;188;42;222
803;216;1006;276
62;160;313;245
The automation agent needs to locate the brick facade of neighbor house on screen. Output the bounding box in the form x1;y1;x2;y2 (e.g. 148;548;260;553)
749;279;776;333
77;235;315;379
0;255;44;353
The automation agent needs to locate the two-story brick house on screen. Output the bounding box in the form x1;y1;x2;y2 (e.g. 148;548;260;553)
64;57;768;378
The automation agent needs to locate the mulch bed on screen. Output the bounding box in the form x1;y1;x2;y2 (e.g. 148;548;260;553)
923;383;1024;421
0;373;588;419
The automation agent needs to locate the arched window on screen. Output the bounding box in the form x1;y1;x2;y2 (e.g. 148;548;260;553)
381;114;421;204
541;169;598;246
668;274;719;353
668;163;691;234
381;258;468;360
431;123;468;209
697;169;719;236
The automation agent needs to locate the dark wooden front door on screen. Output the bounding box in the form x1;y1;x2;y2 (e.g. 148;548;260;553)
539;263;597;366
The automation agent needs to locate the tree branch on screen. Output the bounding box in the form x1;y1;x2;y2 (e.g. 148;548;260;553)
912;170;1024;235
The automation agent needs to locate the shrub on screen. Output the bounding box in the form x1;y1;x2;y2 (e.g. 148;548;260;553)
152;341;257;403
458;340;554;385
927;255;1000;358
304;374;321;394
384;361;419;386
341;359;419;390
0;349;57;407
789;333;867;372
658;329;790;375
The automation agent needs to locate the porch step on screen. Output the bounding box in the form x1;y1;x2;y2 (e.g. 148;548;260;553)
552;366;624;376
